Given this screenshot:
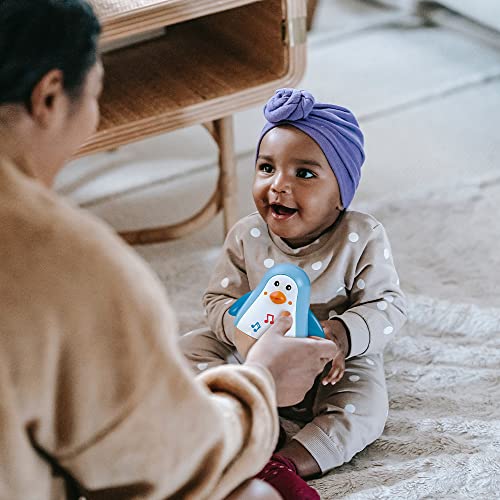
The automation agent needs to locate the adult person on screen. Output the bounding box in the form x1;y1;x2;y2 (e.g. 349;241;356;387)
0;1;336;498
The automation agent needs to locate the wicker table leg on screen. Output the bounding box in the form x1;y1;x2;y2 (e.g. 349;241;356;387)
215;116;238;235
119;115;237;245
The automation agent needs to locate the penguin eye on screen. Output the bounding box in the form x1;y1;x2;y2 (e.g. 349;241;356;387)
286;284;292;291
274;280;280;287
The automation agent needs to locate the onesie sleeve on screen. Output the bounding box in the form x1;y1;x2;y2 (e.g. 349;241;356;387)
331;223;407;358
203;223;251;345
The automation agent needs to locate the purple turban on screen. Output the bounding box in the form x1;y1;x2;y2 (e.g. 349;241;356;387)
257;88;365;208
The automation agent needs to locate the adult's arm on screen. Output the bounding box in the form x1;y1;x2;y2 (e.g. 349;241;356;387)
0;189;279;500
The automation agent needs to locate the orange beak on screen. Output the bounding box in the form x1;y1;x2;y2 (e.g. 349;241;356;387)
270;291;286;304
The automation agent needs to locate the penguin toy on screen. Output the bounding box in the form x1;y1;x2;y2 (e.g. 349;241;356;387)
228;263;325;339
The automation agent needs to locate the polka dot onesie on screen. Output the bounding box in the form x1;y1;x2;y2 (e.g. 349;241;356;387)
180;209;407;473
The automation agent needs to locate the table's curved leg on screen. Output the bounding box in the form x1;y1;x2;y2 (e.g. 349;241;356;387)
119;115;237;245
215;116;238;235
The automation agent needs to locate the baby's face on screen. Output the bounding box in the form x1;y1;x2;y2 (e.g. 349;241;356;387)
253;125;342;248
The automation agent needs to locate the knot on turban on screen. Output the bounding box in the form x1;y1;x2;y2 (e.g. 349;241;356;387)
257;88;365;208
263;88;315;122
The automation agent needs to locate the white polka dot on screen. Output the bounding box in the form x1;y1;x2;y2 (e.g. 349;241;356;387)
345;404;356;414
357;279;365;290
197;362;208;371
384;326;394;335
221;277;229;288
264;258;275;268
377;301;388;311
384;248;390;260
311;261;322;271
366;358;375;366
348;232;359;243
328;309;337;318
349;375;360;382
386;296;394;303
224;299;233;305
250;228;261;238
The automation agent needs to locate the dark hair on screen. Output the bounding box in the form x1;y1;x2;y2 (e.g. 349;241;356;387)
0;0;101;108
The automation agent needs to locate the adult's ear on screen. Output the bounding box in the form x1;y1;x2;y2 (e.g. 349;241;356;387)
29;69;65;128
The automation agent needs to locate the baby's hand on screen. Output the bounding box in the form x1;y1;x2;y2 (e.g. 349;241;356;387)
320;320;349;385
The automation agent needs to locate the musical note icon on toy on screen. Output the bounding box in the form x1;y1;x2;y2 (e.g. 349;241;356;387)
228;263;325;339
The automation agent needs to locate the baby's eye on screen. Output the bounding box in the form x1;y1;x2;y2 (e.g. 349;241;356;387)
274;280;280;287
285;284;292;291
258;163;274;174
296;168;315;179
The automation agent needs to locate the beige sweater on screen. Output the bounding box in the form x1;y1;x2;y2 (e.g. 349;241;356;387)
0;158;278;500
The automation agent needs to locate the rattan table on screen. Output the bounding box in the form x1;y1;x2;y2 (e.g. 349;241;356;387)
82;0;307;244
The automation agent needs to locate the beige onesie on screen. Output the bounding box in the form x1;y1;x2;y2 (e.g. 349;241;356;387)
181;210;407;472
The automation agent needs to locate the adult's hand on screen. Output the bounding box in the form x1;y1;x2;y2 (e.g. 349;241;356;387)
245;314;336;407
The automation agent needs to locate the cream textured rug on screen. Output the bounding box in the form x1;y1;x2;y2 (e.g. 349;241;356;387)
137;177;500;498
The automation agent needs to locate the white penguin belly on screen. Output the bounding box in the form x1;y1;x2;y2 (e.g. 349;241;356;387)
236;300;297;339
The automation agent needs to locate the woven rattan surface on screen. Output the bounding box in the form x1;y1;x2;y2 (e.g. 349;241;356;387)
77;0;307;157
77;0;308;156
89;0;261;43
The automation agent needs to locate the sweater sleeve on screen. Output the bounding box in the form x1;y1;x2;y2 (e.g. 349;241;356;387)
203;224;251;345
59;274;279;500
331;223;407;358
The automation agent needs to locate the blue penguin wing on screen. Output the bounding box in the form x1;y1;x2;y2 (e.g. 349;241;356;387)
308;309;325;338
228;291;252;316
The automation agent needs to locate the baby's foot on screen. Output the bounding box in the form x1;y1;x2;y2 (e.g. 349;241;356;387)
255;453;320;500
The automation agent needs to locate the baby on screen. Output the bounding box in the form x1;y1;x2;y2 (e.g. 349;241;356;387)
180;89;407;497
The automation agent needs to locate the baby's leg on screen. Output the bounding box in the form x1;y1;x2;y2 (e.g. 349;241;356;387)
292;353;389;473
179;327;237;373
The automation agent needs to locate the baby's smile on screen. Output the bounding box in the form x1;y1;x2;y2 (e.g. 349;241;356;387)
270;203;298;220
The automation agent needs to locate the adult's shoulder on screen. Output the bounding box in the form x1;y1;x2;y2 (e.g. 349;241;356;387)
57;197;170;313
0;164;168;316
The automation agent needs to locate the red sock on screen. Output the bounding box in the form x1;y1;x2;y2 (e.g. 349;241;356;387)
255;453;320;500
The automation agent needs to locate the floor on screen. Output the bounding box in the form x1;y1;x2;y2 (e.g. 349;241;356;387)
57;0;500;302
